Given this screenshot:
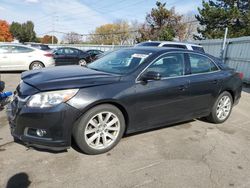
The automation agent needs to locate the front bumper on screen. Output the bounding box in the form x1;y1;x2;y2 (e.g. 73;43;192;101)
7;97;81;151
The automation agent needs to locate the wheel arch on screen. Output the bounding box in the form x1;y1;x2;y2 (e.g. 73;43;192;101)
220;89;235;103
73;100;130;135
89;100;129;130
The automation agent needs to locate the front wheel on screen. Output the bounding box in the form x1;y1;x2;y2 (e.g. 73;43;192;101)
30;61;45;70
73;104;125;155
207;91;233;123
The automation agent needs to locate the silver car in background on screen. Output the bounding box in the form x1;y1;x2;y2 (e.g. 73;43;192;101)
0;44;55;71
136;41;205;53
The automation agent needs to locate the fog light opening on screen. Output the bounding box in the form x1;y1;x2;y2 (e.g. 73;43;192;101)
36;129;47;137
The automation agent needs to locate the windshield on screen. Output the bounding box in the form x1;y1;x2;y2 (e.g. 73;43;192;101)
87;49;152;74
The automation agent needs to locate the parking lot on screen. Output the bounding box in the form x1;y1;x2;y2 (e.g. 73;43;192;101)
0;73;250;188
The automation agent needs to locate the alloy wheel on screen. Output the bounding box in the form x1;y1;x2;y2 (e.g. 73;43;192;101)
84;111;120;150
216;96;232;121
31;62;43;70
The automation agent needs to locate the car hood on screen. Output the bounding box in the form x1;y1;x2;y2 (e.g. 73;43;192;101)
21;66;121;91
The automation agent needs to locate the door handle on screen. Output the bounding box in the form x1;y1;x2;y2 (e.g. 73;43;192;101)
211;79;218;84
2;56;7;58
179;84;188;91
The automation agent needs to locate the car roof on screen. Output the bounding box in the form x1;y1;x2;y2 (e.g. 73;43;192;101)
86;49;103;52
56;47;82;50
0;43;38;50
137;41;202;47
125;46;207;56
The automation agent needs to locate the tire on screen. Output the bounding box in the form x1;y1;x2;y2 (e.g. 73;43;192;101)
206;91;233;124
79;59;87;66
29;61;45;70
73;104;125;155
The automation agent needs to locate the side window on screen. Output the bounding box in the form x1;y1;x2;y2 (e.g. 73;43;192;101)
189;54;218;74
40;45;50;50
146;53;185;78
64;48;78;55
11;46;33;53
0;46;10;54
162;44;187;49
55;49;64;55
94;50;102;55
87;50;94;55
191;46;205;53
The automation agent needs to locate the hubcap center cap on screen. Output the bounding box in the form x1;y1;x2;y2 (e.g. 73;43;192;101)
98;125;105;132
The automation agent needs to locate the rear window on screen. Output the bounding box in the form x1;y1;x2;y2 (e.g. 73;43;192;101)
11;46;34;53
162;44;187;49
192;46;205;53
137;42;161;47
31;44;39;47
40;45;50;50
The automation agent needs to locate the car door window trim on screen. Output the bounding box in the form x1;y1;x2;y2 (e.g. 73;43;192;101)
136;51;221;83
187;52;220;74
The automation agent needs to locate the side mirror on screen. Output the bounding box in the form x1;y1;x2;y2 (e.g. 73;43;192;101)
54;52;58;55
0;81;5;92
141;71;161;81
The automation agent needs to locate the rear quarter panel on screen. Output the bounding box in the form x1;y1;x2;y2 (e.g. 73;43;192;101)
219;69;242;103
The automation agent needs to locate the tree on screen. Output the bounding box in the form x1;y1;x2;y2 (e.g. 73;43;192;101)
63;32;82;44
182;13;199;41
137;1;186;42
113;20;130;45
9;22;21;40
195;0;250;39
0;20;13;42
41;35;58;44
10;21;37;42
89;20;131;45
128;20;141;44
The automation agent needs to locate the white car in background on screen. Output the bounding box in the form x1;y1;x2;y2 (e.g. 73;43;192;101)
0;44;55;71
135;41;205;52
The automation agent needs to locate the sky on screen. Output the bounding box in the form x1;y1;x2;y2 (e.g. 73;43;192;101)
0;0;202;39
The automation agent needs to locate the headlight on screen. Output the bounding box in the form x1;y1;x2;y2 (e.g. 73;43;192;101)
27;89;79;108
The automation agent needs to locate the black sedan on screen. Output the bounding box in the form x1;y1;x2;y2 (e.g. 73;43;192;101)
86;49;103;61
7;47;242;154
53;47;92;66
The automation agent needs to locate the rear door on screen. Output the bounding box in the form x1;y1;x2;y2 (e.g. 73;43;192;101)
186;53;224;116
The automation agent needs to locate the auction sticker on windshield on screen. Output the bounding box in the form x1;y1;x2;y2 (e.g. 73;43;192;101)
131;54;150;59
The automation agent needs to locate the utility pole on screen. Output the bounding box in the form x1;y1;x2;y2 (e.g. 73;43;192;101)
221;27;228;62
52;13;55;44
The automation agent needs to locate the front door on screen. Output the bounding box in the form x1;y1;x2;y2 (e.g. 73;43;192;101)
135;52;191;130
54;48;67;66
